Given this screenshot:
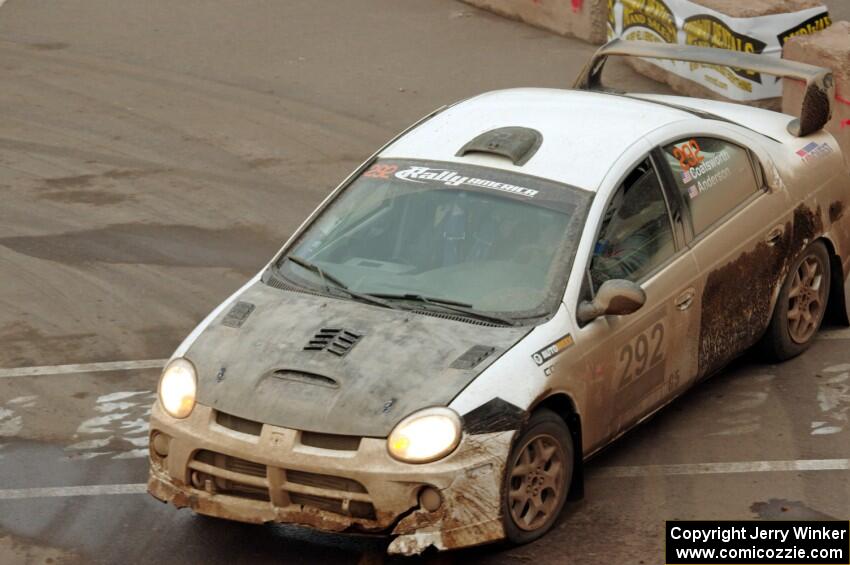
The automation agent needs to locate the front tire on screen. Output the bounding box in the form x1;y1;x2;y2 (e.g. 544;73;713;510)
501;409;573;545
762;240;830;361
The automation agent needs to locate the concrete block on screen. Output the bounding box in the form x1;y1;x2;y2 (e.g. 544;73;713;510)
460;0;609;44
689;0;823;18
783;21;850;168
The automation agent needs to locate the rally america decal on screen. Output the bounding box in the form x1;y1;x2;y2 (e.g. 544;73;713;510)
532;334;574;366
394;166;539;198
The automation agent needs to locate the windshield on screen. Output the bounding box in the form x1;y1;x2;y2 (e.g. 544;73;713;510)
272;159;592;320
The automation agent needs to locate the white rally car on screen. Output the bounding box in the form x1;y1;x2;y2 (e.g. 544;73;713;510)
148;40;850;555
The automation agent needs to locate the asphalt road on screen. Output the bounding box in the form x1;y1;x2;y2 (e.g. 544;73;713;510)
1;1;849;563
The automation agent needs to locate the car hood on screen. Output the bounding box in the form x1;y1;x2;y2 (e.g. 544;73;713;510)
185;281;530;437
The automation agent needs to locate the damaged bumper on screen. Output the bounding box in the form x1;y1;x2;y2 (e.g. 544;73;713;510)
147;402;514;555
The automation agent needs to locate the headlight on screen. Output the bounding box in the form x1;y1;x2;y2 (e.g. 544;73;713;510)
158;358;197;419
387;407;462;463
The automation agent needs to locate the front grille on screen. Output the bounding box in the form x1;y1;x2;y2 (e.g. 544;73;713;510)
300;431;361;451
289;493;376;520
225;482;271;501
191;450;270;501
187;449;376;520
195;450;267;477
287;470;367;493
228;457;267;478
215;411;263;436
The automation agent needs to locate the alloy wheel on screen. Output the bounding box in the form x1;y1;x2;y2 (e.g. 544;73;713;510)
787;254;827;344
508;434;566;531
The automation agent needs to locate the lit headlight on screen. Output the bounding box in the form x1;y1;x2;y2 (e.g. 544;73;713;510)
387;407;462;463
158;358;197;419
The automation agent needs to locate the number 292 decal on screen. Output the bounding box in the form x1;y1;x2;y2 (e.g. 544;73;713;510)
618;322;665;389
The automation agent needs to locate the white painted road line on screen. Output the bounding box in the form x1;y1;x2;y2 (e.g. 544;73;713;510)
594;458;850;478
0;459;847;500
0;359;167;379
819;328;850;340
0;483;147;500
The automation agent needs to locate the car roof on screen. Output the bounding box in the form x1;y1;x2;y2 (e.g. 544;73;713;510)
380;88;694;192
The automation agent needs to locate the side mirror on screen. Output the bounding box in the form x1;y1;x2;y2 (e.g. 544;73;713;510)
577;279;646;324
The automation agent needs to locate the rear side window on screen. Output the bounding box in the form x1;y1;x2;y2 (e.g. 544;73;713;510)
660;137;759;235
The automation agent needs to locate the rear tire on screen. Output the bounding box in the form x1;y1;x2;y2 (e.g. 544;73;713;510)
762;241;830;361
501;409;573;545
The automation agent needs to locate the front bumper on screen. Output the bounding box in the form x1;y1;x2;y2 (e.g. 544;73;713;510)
147;402;514;555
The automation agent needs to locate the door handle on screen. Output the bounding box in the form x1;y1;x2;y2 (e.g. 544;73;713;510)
674;288;695;311
765;225;785;246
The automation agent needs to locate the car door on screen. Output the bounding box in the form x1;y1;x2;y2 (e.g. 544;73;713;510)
576;155;702;439
654;135;793;379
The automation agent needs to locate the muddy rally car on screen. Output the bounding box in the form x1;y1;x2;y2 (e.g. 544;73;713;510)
148;40;850;555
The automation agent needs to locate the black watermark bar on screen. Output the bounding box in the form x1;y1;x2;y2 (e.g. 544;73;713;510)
666;521;850;564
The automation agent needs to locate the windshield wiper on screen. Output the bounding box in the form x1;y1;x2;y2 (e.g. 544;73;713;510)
366;293;514;326
283;256;399;310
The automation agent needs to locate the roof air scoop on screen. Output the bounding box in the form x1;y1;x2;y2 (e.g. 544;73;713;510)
456;126;543;166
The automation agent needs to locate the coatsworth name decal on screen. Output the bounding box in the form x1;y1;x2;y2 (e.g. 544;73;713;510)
532;334;574;366
395;166;539;198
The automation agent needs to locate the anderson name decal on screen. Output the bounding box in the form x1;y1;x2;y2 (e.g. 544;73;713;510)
681;149;731;198
395;166;539;198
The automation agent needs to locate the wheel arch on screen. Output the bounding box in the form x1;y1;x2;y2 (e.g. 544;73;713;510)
765;235;848;331
819;235;850;326
530;393;584;500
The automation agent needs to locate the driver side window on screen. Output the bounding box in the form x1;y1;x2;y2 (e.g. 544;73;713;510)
590;158;675;290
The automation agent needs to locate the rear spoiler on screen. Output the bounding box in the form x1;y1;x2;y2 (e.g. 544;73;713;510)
574;38;834;138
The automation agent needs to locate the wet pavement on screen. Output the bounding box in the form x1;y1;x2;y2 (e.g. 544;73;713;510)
1;0;849;563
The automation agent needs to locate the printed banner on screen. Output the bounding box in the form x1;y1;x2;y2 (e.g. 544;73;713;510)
607;0;831;101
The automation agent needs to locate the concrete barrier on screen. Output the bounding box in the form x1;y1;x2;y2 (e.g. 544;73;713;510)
783;21;850;169
690;0;825;18
460;0;609;44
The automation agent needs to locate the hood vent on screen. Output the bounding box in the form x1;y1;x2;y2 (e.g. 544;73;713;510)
451;345;496;370
272;370;339;389
221;301;255;328
304;328;363;357
456;126;543;166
